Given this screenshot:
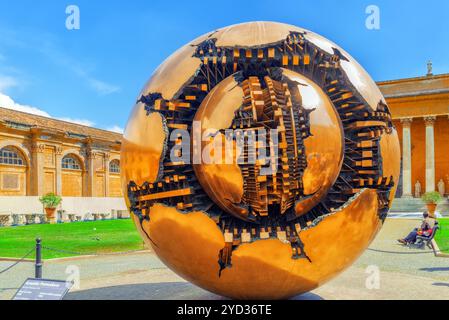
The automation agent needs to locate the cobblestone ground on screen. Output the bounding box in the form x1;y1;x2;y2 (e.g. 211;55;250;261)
1;219;448;300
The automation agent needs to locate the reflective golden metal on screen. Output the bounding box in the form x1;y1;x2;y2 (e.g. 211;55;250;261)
121;21;400;299
192;76;247;219
379;128;401;203
280;69;344;215
133;189;380;299
192;70;344;219
121;105;167;186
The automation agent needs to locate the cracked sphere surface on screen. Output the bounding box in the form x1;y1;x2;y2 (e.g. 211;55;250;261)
121;21;400;299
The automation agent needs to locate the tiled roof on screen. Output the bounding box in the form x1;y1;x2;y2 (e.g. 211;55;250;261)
0;107;122;142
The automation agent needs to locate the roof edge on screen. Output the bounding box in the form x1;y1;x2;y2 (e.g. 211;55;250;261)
0;106;123;138
377;73;449;85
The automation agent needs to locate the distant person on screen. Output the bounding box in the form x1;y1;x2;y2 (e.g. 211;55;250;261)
397;212;435;245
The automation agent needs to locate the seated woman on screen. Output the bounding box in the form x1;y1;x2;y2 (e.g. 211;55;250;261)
398;212;435;245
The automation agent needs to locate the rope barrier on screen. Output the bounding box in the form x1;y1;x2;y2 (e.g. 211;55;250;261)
0;248;35;275
366;247;446;255
42;246;145;256
0;243;146;278
0;242;446;277
42;243;449;257
42;245;445;257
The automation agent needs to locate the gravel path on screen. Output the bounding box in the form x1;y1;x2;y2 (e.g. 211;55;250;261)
1;218;448;300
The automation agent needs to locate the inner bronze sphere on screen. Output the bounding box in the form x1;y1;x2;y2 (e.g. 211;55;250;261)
121;21;400;299
193;70;344;221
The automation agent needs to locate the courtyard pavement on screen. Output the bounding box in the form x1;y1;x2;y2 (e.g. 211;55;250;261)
1;218;448;300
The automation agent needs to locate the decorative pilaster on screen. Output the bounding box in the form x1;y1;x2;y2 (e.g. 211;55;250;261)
85;147;97;197
55;146;63;196
31;139;45;196
400;118;413;198
424;116;436;192
104;153;110;197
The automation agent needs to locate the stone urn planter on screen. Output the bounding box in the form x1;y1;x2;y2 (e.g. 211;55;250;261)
39;193;62;224
426;203;437;216
421;191;443;218
44;208;57;224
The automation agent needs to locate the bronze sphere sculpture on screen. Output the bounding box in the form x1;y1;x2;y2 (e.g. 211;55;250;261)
121;21;400;299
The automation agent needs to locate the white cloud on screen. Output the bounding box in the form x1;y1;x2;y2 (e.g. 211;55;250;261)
58;117;95;127
0;75;19;91
88;79;121;96
0;92;51;117
106;125;124;134
0;92;95;127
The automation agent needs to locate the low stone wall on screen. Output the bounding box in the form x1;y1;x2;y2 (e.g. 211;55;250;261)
0;196;129;226
391;197;449;216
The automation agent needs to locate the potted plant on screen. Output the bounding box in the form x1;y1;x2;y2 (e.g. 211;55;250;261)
39;193;62;224
421;191;443;217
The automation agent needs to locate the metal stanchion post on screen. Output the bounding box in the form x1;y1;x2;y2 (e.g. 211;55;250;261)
35;238;42;279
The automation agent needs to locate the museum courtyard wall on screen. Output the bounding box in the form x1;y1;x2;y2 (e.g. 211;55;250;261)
0;196;128;221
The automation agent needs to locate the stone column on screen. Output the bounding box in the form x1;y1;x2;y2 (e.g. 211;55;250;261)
55;146;63;195
31;139;45;196
400;118;413;198
104;153;110;197
424;116;436;193
82;169;89;197
85;146;96;197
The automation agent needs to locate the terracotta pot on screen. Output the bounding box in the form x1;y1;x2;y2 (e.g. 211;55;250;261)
426;203;437;217
45;207;57;224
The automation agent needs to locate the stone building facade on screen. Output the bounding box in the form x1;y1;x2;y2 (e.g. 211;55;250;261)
0;107;122;198
378;71;449;200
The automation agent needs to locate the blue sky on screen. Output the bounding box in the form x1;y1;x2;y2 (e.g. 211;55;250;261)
0;0;448;132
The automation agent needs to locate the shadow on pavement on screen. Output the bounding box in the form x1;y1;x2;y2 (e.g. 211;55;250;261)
0;288;19;292
66;282;222;300
291;292;323;300
65;282;323;300
432;282;449;287
419;267;449;272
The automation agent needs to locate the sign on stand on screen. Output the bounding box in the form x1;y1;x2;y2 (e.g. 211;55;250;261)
13;278;73;300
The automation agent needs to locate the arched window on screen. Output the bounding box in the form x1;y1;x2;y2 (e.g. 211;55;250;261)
109;159;120;173
0;147;25;166
62;154;81;170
